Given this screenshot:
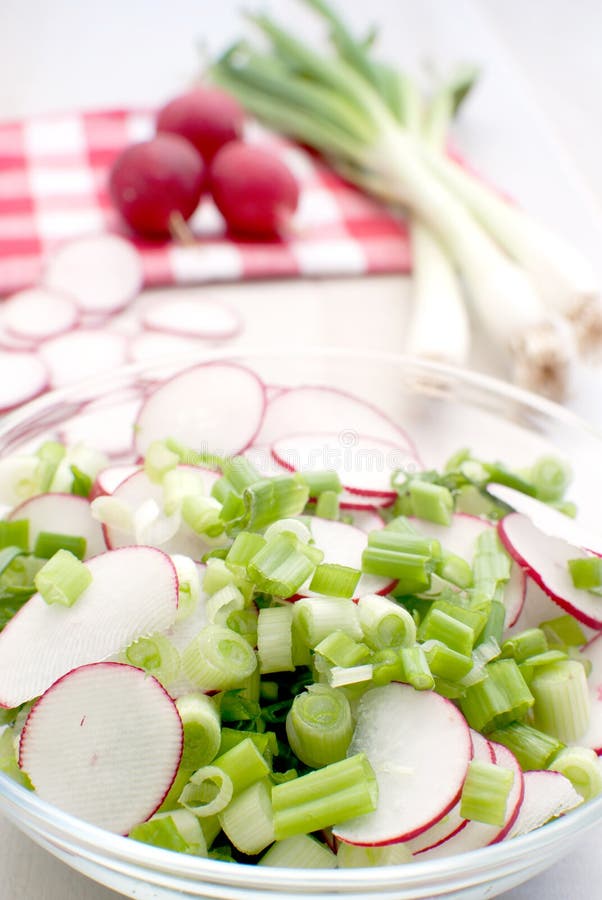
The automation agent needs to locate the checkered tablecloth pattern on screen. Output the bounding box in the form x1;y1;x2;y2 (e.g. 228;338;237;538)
0;108;411;297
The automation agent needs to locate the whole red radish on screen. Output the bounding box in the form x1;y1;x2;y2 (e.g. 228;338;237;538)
109;134;205;239
209;141;299;237
157;86;244;163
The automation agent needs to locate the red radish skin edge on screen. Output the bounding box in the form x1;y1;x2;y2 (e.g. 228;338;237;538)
497;514;602;630
157;87;244;164
18;661;183;833
488;742;525;844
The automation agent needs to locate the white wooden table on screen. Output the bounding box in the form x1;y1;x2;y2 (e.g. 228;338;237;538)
1;1;602;897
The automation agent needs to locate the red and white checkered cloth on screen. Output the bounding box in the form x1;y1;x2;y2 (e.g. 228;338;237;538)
0;108;411;297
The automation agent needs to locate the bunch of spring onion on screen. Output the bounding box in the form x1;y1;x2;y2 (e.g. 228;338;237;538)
211;0;602;399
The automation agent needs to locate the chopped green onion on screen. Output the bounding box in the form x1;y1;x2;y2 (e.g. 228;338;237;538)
163;467;207;515
125;633;180;684
315;490;340;520
205;584;245;625
299;470;342;496
501;628;548;662
422;640;473;682
181;625;257;691
370;647;405;686
408;480;453;525
90;495;134;533
309;563;360;599
219;778;275;854
226;533;268;572
357;593;416;649
264;518;312;544
418;607;475;656
181;495;224;537
294;597;362;647
34;549;92;607
176;693;221;770
170;553;201;621
314;630;370;667
367;529;441;559
361;546;431;592
568;557;602;592
488;721;563;771
327;663;373;688
460;760;514;827
257;604;295;673
130;809;207;855
222;455;262;493
540;614;587;648
472;529;510;599
460;659;534;732
286;684;353;768
336;841;412;867
528;455;572;502
144;440;180;483
436;551;473;588
179;765;234;817
530;660;591;743
272;753;377;840
33;531;87;560
248;533;315;598
0;520;29;552
213;736;271;794
242;475;310;532
166;437;224;470
549;746;602;801
477;599;506;646
400;645;435;690
259;833;337;868
203;557;253;602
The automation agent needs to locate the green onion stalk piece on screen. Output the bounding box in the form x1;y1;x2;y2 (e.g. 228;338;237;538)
460;759;514;827
314;630;371;667
0;520;29;551
530;660;591;743
125;633;180;685
179;766;234;817
315;490;340;520
259;833;337;868
212;736;271;795
219;778;276;855
400;645;435;690
460;659;534;733
488;721;563;771
176;693;221;770
357;593;417;649
549;746;602;801
181;624;257;691
248;533;315;597
257;604;295;673
309;563;360;599
568;556;602;593
34;549;92;607
130;809;207;855
286;684;353;768
144;440;180;483
528;455;572;502
33;531;87;560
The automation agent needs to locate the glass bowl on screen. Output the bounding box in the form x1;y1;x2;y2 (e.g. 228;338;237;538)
0;348;601;900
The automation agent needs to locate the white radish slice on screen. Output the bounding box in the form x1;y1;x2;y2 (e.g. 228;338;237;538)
60;394;142;459
417;742;524;859
299;517;394;599
142;295;242;340
39;329;128;389
2;287;79;342
333;683;472;846
503;577;597;643
578;634;602;753
408;730;494;855
134;362;266;458
165;571;210;699
256;386;418;456
410;513;526;628
127;332;208;365
0;352;49;412
349;509;385;534
19;662;182;834
498;512;602;629
0;546;178;708
43;234;143;315
272;432;418;498
489;484;602;556
339;490;396;512
8;493;106;558
103;466;223;561
92;464;139;497
0;321;35;351
243;443;290;479
508;771;582;839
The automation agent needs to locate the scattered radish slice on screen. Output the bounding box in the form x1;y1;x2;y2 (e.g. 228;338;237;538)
19;662;182;834
60;394;142;459
272;432;418;498
408;730;493;855
2;288;79;343
39;329;128;389
0;546;178;708
417;742;524;858
43;235;143;315
410;514;526;628
298;518;395;599
498;512;602;629
142;294;242;340
256;386;417;454
91;464;139;497
0;352;49;412
578;633;602;753
508;771;582;839
134;362;266;458
332;684;472;846
8;493;106;558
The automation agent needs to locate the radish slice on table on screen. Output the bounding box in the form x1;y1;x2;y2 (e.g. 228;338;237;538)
417;742;524;858
410;513;526;628
60;395;143;459
509;771;582;839
0;352;49;412
92;465;139;497
0;546;178;708
19;662;182;834
408;730;494;855
8;493;106;558
2;288;79;342
134;362;266;458
498;512;602;629
39;329;128;389
43;234;143;315
298;518;395;599
333;684;472;846
103;466;222;561
272;432;418;498
578;634;602;753
142;295;242;340
256;386;418;455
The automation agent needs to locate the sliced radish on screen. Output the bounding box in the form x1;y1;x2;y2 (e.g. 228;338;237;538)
299;517;395;599
272;432;418;498
92;464;139;497
339;490;396;512
256;386;418;456
578;634;602;753
134;362;266;458
142;294;242;340
0;546;178;708
2;287;80;343
19;662;182;834
408;730;493;855
103;466;222;561
60;394;142;459
43;234;143;315
498;512;602;629
417;742;524;859
126;331;208;365
0;322;36;351
333;684;472;846
0;352;49;412
243;443;290;479
8;493;106;558
508;771;582;839
39;329;128;389
349;509;385;534
410;514;526;628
